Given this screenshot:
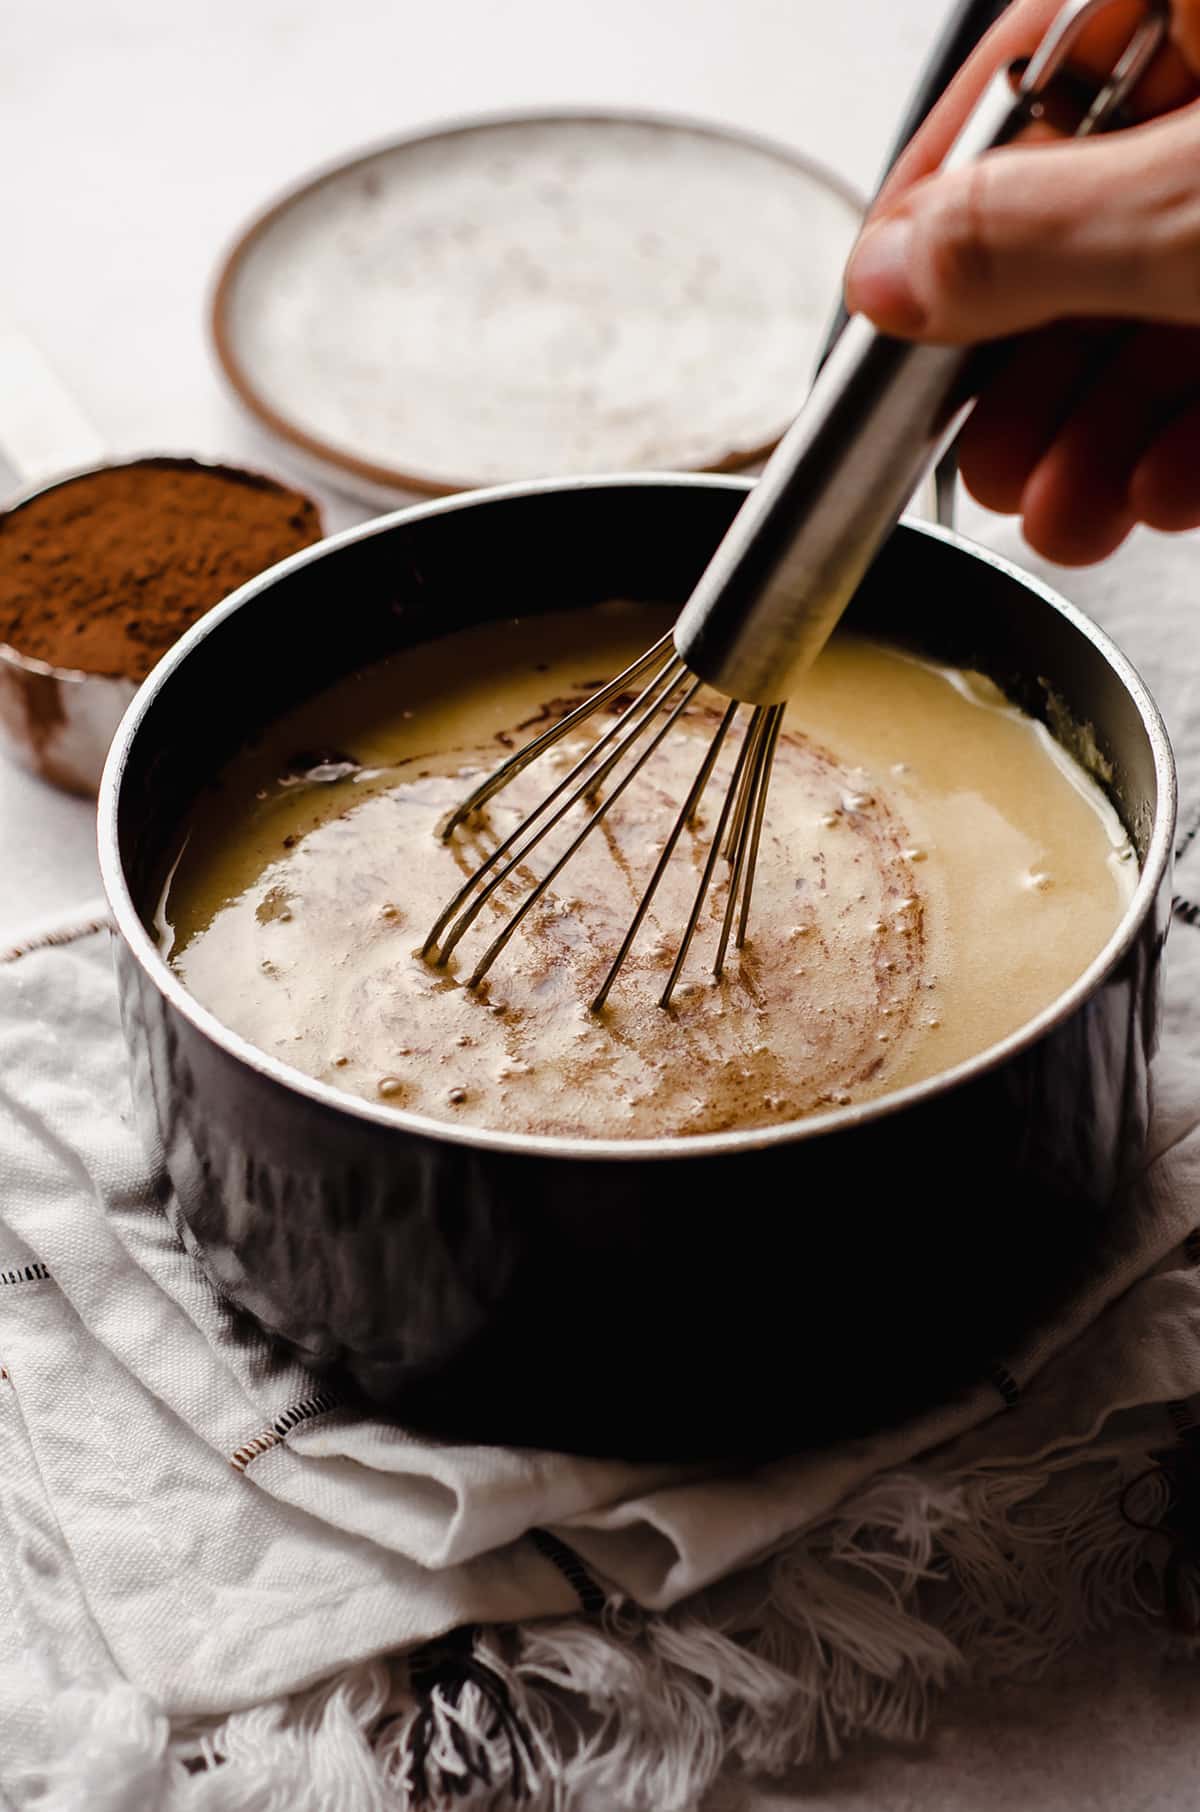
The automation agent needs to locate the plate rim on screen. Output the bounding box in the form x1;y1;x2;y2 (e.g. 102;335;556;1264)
209;105;865;502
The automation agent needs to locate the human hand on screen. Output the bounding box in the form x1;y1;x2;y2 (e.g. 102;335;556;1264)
843;0;1200;563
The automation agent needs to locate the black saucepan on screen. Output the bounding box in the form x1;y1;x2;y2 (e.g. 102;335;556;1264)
98;476;1175;1459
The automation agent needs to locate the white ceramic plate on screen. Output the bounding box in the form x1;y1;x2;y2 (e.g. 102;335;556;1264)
212;112;863;506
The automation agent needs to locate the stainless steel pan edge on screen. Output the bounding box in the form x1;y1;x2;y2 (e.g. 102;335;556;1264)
97;475;1175;1458
97;474;1175;1165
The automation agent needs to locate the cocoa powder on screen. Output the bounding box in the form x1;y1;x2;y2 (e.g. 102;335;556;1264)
0;458;322;680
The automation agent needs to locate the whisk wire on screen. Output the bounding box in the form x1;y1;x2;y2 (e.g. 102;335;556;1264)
713;706;772;979
437;632;676;840
459;671;704;988
428;666;789;1010
721;713;762;862
423;650;686;963
736;704;785;950
590;696;740;1012
423;0;1158;1011
657;700;765;1010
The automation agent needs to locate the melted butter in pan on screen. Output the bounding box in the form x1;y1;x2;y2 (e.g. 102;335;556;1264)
162;601;1136;1140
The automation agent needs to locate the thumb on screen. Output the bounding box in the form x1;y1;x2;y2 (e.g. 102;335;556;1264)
844;107;1200;343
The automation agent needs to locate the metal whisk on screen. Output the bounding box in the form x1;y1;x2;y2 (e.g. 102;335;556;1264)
423;633;787;1009
423;0;1166;1011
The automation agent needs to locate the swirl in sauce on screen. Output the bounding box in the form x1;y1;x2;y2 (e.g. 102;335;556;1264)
161;602;1135;1141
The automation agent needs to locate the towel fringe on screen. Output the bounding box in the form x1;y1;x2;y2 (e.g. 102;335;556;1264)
29;1448;1176;1810
1119;1429;1200;1643
396;1624;551;1805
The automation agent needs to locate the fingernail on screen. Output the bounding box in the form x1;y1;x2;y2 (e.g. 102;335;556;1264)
845;218;926;334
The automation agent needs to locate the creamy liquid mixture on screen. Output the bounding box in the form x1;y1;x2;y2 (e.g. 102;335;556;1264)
162;602;1136;1140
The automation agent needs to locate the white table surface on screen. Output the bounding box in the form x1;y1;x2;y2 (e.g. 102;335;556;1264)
0;0;952;940
1;2;1192;1803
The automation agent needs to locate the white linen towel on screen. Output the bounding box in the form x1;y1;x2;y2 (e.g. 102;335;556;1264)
4;511;1200;1810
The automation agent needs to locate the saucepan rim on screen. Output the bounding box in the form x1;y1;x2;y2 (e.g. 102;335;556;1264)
96;472;1177;1165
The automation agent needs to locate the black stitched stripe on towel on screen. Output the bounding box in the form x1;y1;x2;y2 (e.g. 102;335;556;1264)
271;1388;340;1437
407;1625;539;1805
0;915;112;965
229;1389;340;1472
1176;807;1200;865
528;1527;609;1616
1167;1400;1196;1439
987;1361;1021;1409
0;1263;49;1286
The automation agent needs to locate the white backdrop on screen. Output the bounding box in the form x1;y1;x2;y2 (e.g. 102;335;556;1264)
2;4;1195;1806
0;0;949;936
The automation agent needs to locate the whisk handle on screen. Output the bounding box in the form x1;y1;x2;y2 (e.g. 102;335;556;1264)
673;68;1023;705
674;0;1169;705
816;0;1010;376
675;325;971;703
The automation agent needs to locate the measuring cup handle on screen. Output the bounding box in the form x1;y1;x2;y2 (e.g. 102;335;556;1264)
0;328;107;494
